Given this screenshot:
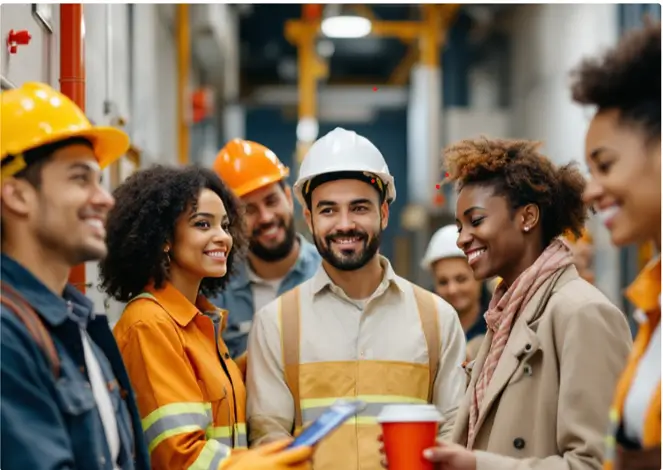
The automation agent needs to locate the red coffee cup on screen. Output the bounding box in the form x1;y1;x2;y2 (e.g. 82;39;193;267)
377;404;442;470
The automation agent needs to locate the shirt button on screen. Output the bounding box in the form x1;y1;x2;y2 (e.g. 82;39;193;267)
513;437;526;450
99;455;106;465
524;343;532;352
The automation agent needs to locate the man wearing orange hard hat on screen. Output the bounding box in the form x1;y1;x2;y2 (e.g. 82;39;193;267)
0;82;150;469
211;139;320;360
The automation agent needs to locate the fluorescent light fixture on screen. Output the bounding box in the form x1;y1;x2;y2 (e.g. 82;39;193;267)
321;15;372;39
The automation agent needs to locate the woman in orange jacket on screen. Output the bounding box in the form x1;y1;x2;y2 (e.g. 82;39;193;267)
100;165;311;470
572;22;661;470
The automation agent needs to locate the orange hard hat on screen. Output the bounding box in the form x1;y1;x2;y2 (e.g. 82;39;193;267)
213;139;289;198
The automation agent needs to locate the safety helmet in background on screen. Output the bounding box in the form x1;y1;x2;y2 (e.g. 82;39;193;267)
420;224;466;271
1;82;130;178
293;127;396;207
213;139;290;198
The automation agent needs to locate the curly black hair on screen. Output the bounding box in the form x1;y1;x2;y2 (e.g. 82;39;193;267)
443;137;588;247
570;22;661;142
99;164;247;302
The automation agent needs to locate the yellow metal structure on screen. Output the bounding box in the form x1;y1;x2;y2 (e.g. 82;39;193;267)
285;5;461;164
177;4;190;165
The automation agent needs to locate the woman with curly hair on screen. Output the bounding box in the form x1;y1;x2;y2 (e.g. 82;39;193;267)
100;165;312;470
417;138;633;470
572;23;661;470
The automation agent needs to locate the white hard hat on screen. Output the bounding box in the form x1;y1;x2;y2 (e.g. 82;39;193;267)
420;224;466;271
293;127;396;207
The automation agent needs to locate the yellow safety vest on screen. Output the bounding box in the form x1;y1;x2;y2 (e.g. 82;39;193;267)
279;284;441;470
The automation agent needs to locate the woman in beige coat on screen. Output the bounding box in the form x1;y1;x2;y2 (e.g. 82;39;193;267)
422;138;633;470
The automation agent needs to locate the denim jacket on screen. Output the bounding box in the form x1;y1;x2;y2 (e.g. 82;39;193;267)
211;234;321;358
0;254;150;470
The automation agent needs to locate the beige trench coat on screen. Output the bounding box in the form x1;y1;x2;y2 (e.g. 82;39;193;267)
451;265;633;470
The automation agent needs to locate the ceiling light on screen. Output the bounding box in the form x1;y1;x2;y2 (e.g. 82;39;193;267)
321;15;372;39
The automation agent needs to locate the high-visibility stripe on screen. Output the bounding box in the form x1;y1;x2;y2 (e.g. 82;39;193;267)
234;423;247;448
300;395;428;425
187;439;231;470
205;422;248;448
145;412;213;450
142;402;213;454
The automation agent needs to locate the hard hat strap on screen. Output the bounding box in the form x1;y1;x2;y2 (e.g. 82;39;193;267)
1;153;27;179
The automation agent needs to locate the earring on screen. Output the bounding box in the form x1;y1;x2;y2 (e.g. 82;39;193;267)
163;248;171;267
524;226;530;232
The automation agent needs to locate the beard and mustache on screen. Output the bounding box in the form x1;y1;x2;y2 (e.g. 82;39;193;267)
249;216;297;262
313;227;381;271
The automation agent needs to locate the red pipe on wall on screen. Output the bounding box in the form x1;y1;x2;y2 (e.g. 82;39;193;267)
60;4;87;293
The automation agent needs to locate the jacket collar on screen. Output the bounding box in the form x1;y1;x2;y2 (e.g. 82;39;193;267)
625;255;661;318
0;253;94;327
144;281;226;328
229;233;319;289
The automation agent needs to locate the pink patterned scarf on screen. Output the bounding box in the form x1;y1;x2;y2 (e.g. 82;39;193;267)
466;238;573;448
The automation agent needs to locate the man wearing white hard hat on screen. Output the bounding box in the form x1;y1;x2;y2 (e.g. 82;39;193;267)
246;128;467;470
421;225;488;361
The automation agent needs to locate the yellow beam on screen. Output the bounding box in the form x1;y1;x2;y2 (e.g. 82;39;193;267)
176;4;190;165
388;4;461;85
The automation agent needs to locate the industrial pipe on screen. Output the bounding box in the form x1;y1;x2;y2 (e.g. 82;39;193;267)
61;4;87;293
177;4;190;165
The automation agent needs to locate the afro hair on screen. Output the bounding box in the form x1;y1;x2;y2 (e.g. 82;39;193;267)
443;137;588;247
99;164;247;303
570;22;661;141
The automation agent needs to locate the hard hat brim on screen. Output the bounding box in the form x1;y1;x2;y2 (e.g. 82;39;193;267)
73;126;131;169
2;125;131;171
232;170;289;198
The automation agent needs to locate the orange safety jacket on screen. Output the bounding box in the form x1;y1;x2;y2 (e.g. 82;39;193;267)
114;282;247;470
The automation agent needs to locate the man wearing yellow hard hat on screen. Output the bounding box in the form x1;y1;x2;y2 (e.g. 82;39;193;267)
0;82;151;469
211;140;320;361
0;83;314;470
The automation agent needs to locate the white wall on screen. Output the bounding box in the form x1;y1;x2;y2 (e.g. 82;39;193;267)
508;4;622;306
509;4;618;168
1;4;60;88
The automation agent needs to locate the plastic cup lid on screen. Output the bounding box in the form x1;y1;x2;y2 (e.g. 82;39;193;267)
376;404;443;423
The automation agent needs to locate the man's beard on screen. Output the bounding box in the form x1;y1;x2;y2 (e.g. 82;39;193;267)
314;228;381;271
249;217;297;262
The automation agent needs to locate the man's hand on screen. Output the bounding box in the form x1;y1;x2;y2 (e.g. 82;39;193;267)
222;439;313;470
423;440;476;470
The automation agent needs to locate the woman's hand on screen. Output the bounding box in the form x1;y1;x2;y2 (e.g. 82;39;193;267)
221;439;313;470
423;441;477;470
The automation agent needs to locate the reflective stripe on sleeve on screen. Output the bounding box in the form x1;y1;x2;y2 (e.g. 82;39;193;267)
142;402;213;453
187;439;231;470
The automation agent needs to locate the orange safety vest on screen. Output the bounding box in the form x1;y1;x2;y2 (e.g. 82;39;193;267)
114;283;247;470
279;284;441;470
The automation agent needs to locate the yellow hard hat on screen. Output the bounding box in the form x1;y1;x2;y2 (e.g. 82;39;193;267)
1;82;130;178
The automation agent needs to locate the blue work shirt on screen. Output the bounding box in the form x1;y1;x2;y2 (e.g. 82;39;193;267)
212;234;321;358
0;254;150;470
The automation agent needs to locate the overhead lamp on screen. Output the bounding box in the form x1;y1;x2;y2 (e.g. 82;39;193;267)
321;4;372;39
